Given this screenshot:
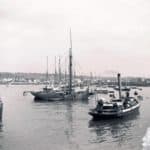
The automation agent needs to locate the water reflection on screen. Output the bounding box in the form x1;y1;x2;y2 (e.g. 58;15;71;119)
89;111;140;144
33;97;89;104
65;101;74;149
0;121;3;132
32;100;81;150
0;121;3;149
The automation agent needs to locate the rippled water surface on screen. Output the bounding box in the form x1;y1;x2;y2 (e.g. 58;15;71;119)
0;85;149;150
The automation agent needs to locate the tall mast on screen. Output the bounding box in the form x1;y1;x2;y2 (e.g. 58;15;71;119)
74;69;76;80
69;28;73;94
59;56;61;83
74;62;76;80
65;57;67;83
46;56;49;83
90;72;93;84
117;73;122;100
54;56;57;83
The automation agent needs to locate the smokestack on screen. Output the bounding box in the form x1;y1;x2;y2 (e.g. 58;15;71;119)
117;73;122;100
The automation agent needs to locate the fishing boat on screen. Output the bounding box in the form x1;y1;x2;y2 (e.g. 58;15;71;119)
89;73;141;120
29;57;65;101
64;29;89;100
31;91;64;101
29;29;89;101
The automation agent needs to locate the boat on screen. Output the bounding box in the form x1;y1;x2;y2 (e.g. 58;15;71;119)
89;73;141;120
31;86;65;101
95;87;109;94
74;86;89;100
88;86;95;95
114;86;131;91
29;29;89;101
30;57;65;101
61;28;89;100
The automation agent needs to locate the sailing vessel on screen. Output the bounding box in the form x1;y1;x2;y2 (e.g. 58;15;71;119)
30;56;65;101
65;28;89;100
31;90;64;101
29;29;89;101
89;73;141;119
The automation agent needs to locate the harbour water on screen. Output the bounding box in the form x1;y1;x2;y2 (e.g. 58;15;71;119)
0;85;150;150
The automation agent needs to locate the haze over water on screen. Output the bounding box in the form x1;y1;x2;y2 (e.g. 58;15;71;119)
0;85;149;150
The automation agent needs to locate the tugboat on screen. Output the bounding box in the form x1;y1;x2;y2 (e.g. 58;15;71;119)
89;73;141;120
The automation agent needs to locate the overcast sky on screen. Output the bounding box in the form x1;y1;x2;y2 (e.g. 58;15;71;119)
0;0;150;77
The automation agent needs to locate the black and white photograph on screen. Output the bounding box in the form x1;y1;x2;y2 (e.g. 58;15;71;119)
0;0;150;149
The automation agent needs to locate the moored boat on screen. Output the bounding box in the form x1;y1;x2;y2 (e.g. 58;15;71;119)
95;87;109;94
29;56;65;101
31;90;65;101
74;86;89;100
29;29;89;101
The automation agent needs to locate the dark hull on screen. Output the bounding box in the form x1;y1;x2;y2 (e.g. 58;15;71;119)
89;92;94;96
31;90;89;101
31;91;64;101
89;104;140;120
